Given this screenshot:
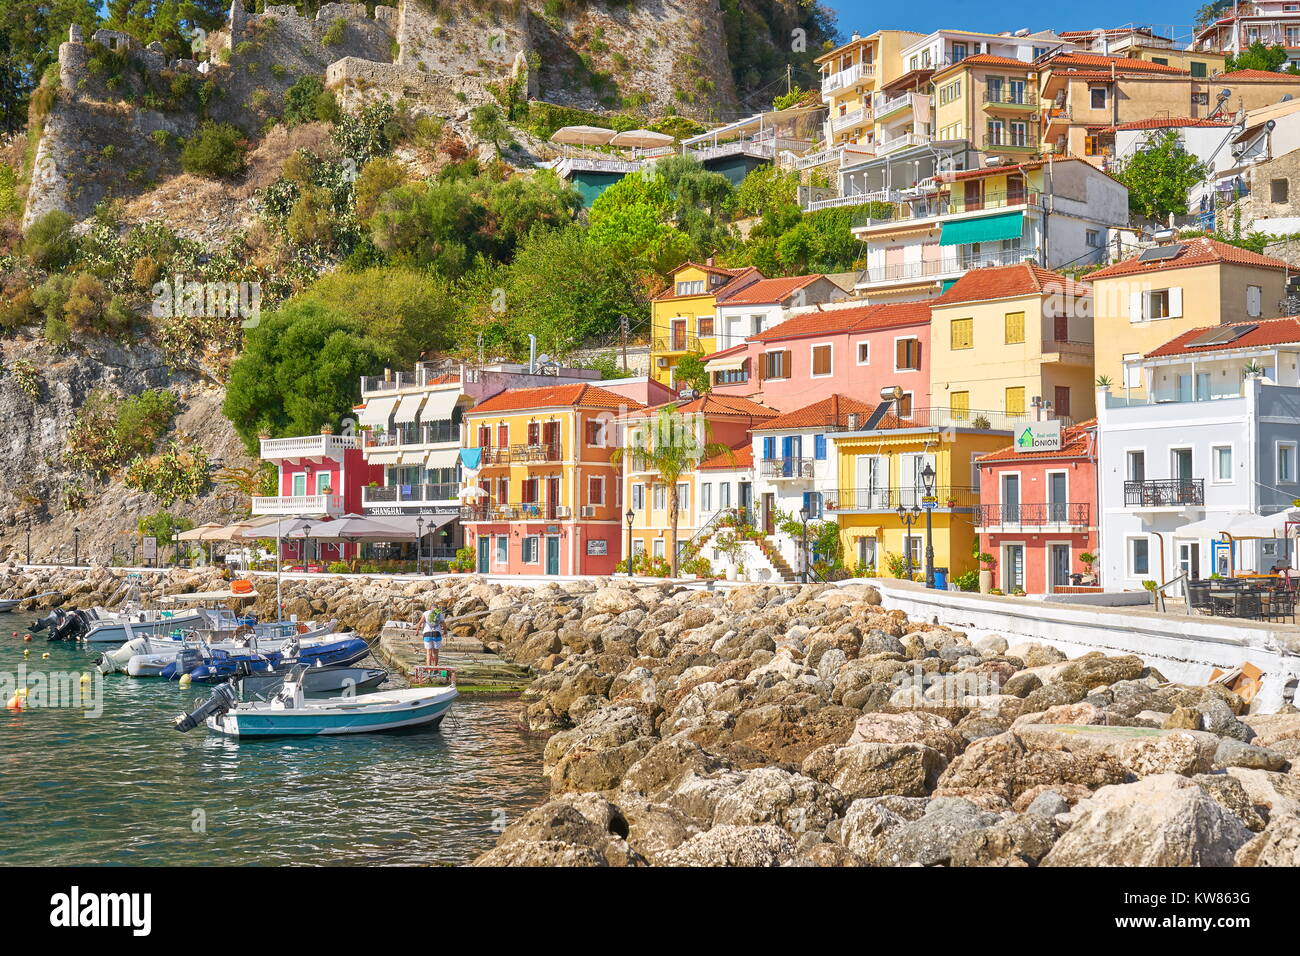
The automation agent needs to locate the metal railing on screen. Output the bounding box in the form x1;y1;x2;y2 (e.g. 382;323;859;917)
822;62;874;93
363;483;460;504
366;420;459;447
983;133;1038;150
1124;479;1205;508
851;191;1039;228
829;485;981;512
653;334;702;354
856;247;1034;285
828;406;1053;432
259;435;360;458
875;131;932;155
361;364;459;394
479;443;562;465
460;502;570;521
759;457;815;479
983;89;1038;107
976;502;1091;528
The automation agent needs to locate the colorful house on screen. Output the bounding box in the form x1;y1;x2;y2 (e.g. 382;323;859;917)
931;54;1040;157
459;383;640;576
713;274;848;352
704;300;932;414
622;393;777;568
975;419;1098;594
1086;237;1293;395
816;29;924;151
928;262;1096;424
649;261;762;387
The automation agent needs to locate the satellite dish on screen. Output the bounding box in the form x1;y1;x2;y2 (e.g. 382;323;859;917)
537;353;551;364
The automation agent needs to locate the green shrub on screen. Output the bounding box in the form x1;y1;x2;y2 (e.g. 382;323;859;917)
952;569;980;592
22;210;77;269
282;75;339;125
323;18;347;45
180;122;249;179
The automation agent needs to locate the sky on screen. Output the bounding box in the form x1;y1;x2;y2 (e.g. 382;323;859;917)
824;0;1207;44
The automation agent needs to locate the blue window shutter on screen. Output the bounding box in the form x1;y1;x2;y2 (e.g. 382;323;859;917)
763;436;775;459
814;434;827;460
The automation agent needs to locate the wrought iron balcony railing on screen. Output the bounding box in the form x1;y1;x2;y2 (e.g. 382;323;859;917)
976;502;1091;527
828;485;980;512
1124;479;1204;508
759;457;815;479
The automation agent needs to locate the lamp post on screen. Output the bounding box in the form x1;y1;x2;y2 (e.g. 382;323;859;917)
921;462;936;588
416;516;425;576
625;508;635;578
72;527;80;567
302;520;313;570
896;504;921;580
798;506;809;583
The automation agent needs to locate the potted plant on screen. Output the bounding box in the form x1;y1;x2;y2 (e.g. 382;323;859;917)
320;423;335;435
1243;360;1266;379
1142;578;1158;605
977;552;996;594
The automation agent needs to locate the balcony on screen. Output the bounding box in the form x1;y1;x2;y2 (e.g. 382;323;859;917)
1124;479;1205;509
828;485;980;513
855;247;1034;287
759;457;815;480
366;420;460;448
251;493;344;516
982;89;1038;109
460;502;572;522
259;434;359;461
363;483;460;506
830;108;870;133
479;443;562;465
876;131;932;155
976;502;1091;530
1042;339;1094;365
361;364;458;395
873;91;917;118
653;334;702;355
852;191;1039;230
983;132;1039;151
822;62;873;94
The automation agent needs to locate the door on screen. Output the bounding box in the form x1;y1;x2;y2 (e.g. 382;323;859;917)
545;537;560;575
1004;544;1025;591
762;493;775;533
1054;386;1071;420
963;179;983;211
1001;474;1021;524
857;455;887;509
671;319;688;351
292;472;307;497
1048;472;1067;523
542;421;560;456
737;481;753;516
546;476;561;519
1178;541;1201;584
780;435;801;476
476;536;490;574
1049;544;1071;592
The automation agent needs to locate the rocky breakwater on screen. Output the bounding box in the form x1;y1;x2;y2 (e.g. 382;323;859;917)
0;564;232;611
468;580;1300;867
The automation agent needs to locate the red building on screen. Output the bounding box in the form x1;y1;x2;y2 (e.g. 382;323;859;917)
974;419;1098;594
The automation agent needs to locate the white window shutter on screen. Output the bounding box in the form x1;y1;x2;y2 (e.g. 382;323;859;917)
1129;290;1144;323
1168;287;1183;318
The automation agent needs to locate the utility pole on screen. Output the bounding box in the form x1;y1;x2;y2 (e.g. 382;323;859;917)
620;314;629;374
786;64;792;97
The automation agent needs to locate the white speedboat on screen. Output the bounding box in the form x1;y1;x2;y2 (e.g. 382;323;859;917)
0;592;55;612
174;667;457;738
104;622;338;676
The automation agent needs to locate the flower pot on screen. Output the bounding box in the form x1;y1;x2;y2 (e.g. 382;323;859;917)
979;569;993;594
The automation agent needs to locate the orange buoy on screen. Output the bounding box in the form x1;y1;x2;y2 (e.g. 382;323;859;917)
22;634;32;642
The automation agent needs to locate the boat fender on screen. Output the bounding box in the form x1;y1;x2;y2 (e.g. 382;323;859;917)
178;674;192;688
23;635;31;642
80;674;91;685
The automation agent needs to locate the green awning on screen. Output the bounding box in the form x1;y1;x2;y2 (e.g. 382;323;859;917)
940;278;958;293
939;211;1024;246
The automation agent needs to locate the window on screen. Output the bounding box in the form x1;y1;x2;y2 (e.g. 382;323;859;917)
1123;353;1142;389
1213;445;1234;482
521;477;538;503
477;424;492;448
1280;442;1298;483
951;390;970;420
697;316;714;337
950;318;973;350
714;361;749;386
1054;313;1070;342
1089;86;1107;109
1085;229;1102;248
802;491;824;519
719;482;732;508
1129;537;1150;576
856;341;871;365
1147;289;1170;318
314;471;332;495
675;279;704;295
495;536;508;565
631;483;645;511
1151;56;1168;65
1004;311;1025;344
1010;121;1028;146
1127;450;1146;482
653;539;665;559
760;350;790;379
856;536;877;570
952;41;967;61
895;337;922;370
1005;386;1026;416
585;418;604;446
904;535;922;566
292;472;307;497
811;343;832;376
1190;61;1207;77
587;476;604;505
1272;179;1289;203
1248;284;1263;317
632;539;645;557
814;434;827;460
677;482;690;513
701;482;712;513
897;392;914;418
653;484;666;510
522;537;539;563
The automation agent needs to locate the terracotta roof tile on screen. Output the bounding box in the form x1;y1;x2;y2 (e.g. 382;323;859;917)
718;274;825;305
754;394;899;431
750;300;931;343
627;393;778;420
1103;117;1232;132
652;264;760;302
932;262;1091;307
468;383;642;414
1045;52;1189;74
935;53;1037;76
1144;316;1300;358
1086;237;1293;280
978;419;1096;463
1217;69;1300;80
699;442;753;470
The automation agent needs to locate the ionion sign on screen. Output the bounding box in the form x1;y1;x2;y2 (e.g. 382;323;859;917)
1014;420;1062;453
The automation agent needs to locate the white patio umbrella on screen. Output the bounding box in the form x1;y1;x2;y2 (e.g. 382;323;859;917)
457;486;487;499
290;515;418;541
1172;514;1256;538
609;128;675;148
1224;510;1300;540
550;125;616;146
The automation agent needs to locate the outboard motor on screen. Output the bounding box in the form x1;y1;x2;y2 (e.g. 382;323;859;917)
174;682;238;733
50;609;90;642
31;608;64;634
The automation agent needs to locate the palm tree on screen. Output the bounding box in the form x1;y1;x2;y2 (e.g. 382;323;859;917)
612;405;731;576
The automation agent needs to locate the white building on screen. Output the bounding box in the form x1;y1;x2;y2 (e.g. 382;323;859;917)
713;275;849;352
1097;316;1300;591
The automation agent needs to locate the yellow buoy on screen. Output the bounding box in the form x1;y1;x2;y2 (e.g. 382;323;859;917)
178;673;192;688
22;649;29;658
80;674;91;684
40;652;49;660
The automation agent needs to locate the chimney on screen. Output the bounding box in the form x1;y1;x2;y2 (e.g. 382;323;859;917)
706;255;716;267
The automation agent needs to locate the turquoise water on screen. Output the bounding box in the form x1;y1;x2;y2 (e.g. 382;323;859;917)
0;612;547;866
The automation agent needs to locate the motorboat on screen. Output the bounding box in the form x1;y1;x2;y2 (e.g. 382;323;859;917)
98;620;338;675
36;606;207;643
239;666;388;698
0;592;56;612
174;666;457;738
159;634;371;682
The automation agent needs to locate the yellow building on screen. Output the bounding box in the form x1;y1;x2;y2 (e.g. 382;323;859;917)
816;30;923;149
932;54;1040;157
829;417;1013;579
650;261;761;387
928;262;1096;424
1086;237;1292;395
1056;27;1225;75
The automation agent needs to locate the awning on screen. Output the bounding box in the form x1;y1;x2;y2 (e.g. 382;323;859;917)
393;393;425;424
459;448;483;470
366;448;401;466
376;513;459;535
425;447;461;469
939;211;1024;246
398;450;425;465
358;395;398;427
420;388;460;423
705;354;748;373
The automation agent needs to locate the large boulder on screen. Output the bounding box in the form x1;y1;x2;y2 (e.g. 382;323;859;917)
489;793;643;866
938;731;1127;802
949;812;1060;866
1041;774;1252;866
543;706;658;793
667;767;843;835
1013;724;1220;778
659;824;796;866
845;710;966;761
803;742;946;800
1236;810;1300;866
864;798;1002;866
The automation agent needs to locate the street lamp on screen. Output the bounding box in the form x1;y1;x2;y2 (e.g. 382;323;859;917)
72;527;80;567
921;462;936;588
896;504;922;580
416;516;425;576
798;506;809;583
625;508;635;578
302;520;313;570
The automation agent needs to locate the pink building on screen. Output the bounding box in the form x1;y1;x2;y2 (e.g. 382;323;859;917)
975;420;1098;595
704;300;932;415
252;434;385;563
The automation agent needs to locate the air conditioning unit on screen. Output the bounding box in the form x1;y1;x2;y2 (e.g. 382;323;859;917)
581;505;597;518
657;358;669;368
554;505;572;518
